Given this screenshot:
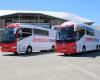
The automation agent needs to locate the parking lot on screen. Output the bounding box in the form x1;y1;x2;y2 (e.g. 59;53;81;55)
0;51;100;80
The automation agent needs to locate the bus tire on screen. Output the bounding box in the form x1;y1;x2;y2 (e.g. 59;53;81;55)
14;52;18;55
51;46;55;52
82;46;86;53
96;45;99;50
99;45;100;50
26;46;32;54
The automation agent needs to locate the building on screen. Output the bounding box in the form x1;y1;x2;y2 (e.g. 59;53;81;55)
95;26;100;30
0;10;94;28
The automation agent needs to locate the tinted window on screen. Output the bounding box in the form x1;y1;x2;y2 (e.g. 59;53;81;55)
76;26;85;40
0;28;16;43
22;28;32;38
33;28;49;36
86;27;94;36
56;27;75;43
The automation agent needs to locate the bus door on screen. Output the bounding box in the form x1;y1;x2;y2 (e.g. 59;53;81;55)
17;28;32;52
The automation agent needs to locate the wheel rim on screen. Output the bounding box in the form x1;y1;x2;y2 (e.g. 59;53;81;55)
51;46;55;51
27;47;32;53
82;47;86;52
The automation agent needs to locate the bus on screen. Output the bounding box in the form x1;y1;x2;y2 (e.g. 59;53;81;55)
52;22;100;55
0;23;56;54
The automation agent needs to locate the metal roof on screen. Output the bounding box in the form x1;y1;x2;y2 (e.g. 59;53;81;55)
0;10;94;24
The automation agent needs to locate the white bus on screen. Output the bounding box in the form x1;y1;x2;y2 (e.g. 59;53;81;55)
52;22;100;55
0;23;56;54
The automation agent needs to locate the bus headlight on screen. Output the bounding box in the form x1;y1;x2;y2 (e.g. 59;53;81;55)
0;46;2;49
73;46;76;49
12;46;16;48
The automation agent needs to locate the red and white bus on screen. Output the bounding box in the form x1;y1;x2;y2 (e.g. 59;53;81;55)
0;23;56;54
52;22;100;55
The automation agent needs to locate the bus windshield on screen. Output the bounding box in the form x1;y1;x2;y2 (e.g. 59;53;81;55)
56;27;75;42
0;28;16;43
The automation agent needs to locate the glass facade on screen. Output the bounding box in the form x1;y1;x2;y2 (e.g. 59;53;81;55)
0;14;65;29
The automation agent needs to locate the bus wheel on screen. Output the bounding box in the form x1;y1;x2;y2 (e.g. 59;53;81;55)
14;52;18;55
51;46;55;52
82;46;86;53
26;46;32;54
96;45;99;50
99;45;100;50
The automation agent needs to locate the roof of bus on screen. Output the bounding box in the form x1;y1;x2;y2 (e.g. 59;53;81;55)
52;21;90;29
0;10;94;25
7;23;50;30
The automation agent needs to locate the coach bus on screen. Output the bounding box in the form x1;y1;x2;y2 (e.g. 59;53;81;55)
0;23;56;54
52;22;100;55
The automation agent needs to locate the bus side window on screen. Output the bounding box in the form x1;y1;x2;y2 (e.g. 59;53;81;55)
22;28;32;38
76;26;85;40
86;27;95;36
33;28;49;36
17;28;33;40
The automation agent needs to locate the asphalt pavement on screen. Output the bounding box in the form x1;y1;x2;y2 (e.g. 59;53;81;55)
0;51;100;80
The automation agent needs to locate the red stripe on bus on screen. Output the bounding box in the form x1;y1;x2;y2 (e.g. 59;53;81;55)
33;38;48;42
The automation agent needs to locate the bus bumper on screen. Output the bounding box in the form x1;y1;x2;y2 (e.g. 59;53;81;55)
0;47;16;53
0;43;17;53
55;42;76;54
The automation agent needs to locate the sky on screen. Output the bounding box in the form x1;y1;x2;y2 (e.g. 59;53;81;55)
0;0;100;26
